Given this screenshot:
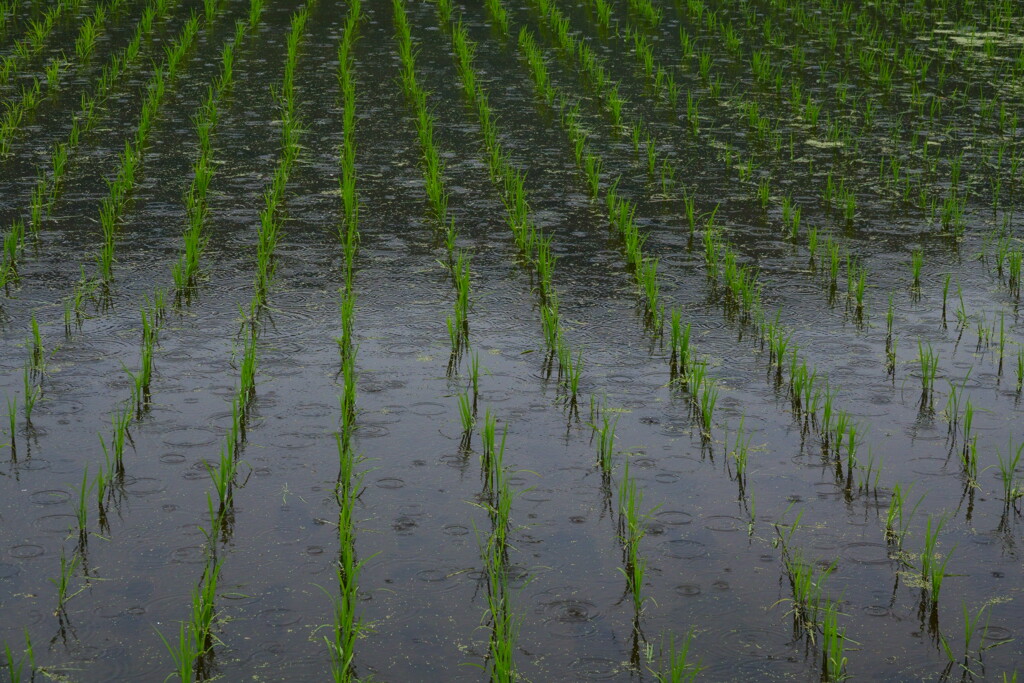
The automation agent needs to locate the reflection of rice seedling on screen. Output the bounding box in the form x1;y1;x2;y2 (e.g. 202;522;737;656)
998;313;1006;374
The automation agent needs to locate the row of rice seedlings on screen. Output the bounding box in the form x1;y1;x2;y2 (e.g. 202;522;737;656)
157;416;244;678
5;316;47;455
79;293;166;548
48;295;166;629
156;5;312;676
517;28;665;335
251;0;311;308
160;443;229;678
172;14;255;300
0;0;175;295
444;10;584;407
95;12;203;283
772;512;835;642
394;0;449;227
393;0;473;365
324;421;367;681
616;460;650;627
772;513;848;680
474;410;519;680
323;6;365;679
158;555;224;682
337;0;359;291
0;0;84;86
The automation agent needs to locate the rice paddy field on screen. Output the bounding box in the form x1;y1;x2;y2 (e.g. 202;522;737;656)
2;0;1024;679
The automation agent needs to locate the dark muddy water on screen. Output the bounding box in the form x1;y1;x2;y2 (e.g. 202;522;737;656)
1;0;1023;680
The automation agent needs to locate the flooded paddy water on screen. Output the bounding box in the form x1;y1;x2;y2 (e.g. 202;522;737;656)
1;0;1023;679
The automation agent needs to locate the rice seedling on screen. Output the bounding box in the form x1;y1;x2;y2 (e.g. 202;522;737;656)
937;601;1006;677
29;314;43;372
996;439;1023;515
207;440;236;512
668;310;691;377
458;390;474;439
21;364;38;424
75;9;101;60
477;530;518;682
649;630;703;682
884;484;921;548
156;620;196;683
921;514;954;605
468;351;480;408
617;461;650;616
50;546;84;612
74;466;93;548
1016;346;1024;392
729;415;752;491
917;341;939;406
2;631;34;683
910;248;922;289
777;541;834;639
99;403;132;475
594;413;617;476
698;374;718;435
821;600;848;681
